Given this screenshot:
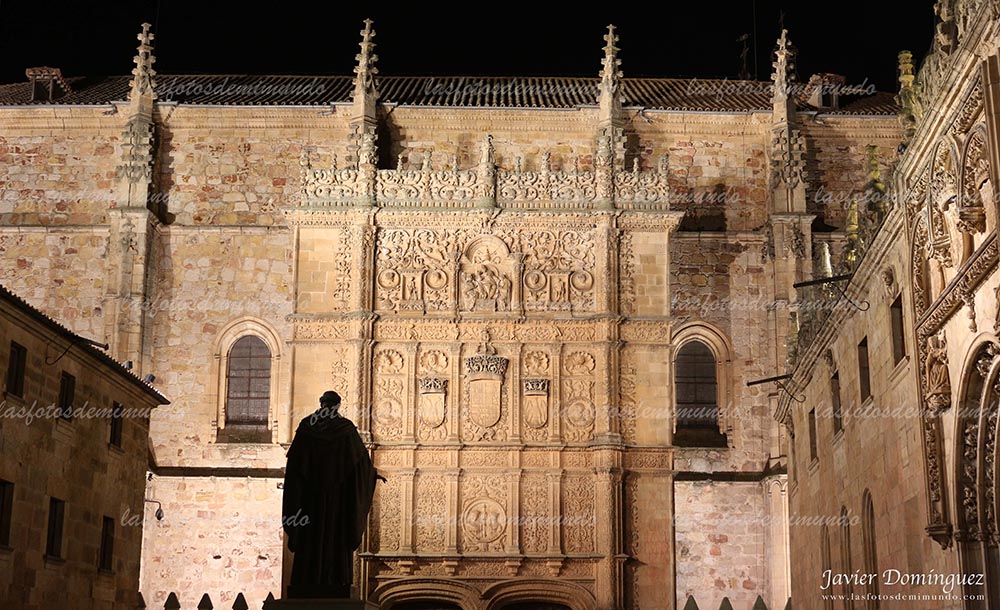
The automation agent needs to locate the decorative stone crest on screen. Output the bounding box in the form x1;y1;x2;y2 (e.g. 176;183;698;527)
418;377;448;429
464;330;509;431
522;378;550;429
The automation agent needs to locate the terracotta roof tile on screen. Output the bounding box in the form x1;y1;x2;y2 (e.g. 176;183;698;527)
0;283;169;404
0;74;899;115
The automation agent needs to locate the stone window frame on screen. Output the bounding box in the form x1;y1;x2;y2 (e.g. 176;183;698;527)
210;317;282;444
839;505;855;610
821;524;834;610
669;322;735;443
861;489;879;608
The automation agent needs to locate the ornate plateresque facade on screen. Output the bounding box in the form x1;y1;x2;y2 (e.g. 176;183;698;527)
778;2;1000;609
0;17;905;610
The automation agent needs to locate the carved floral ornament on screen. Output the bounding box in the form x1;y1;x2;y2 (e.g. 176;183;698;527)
300;134;672;209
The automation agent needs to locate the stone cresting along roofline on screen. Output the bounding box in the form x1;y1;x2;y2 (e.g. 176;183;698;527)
299;144;673;210
0;74;900;115
0;283;169;405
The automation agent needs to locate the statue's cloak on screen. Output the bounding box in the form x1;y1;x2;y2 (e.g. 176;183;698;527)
282;412;378;597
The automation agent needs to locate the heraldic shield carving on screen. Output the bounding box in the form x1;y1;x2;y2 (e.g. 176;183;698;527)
464;330;509;429
522;378;550;428
419;377;448;428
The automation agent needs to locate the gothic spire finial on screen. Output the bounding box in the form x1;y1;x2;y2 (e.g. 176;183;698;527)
352;18;379;120
771;29;796;106
896;50;922;142
129;22;157;101
598;24;623;123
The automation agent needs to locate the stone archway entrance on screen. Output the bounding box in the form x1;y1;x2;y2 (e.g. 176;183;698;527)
500;604;572;610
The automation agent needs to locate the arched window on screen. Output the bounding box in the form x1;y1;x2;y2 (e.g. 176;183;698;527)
673;339;727;447
821;525;834;610
861;490;879;609
840;506;854;610
219;335;272;443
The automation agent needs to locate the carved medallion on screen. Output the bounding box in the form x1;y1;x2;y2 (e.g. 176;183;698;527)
462;497;507;545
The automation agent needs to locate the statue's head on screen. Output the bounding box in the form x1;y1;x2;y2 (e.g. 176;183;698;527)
319;390;341;411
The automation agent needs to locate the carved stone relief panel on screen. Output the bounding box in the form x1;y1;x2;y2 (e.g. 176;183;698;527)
521;348;553;442
460;235;516;313
460;474;509;553
375;228;461;312
371;475;401;552
516;229;596;313
520;473;550;554
562;473;596;553
619;347;638;444
372;347;406;441
417;347;450;441
414;472;447;552
561;350;597;443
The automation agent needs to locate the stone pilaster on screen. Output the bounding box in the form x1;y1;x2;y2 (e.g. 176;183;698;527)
105;23;160;372
594;457;625;610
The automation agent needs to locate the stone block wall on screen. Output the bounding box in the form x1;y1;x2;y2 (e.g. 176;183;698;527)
0;287;164;610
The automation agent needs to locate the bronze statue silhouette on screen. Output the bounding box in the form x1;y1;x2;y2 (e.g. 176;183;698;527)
282;391;385;598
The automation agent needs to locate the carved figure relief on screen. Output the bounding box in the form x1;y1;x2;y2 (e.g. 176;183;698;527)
461;475;509;553
461;235;515;312
924;333;952;415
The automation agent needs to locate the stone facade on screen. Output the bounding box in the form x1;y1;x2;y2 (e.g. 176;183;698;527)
0;284;168;610
0;17;907;610
780;3;1000;610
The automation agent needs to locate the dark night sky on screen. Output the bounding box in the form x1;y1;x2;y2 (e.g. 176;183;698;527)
1;1;937;93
